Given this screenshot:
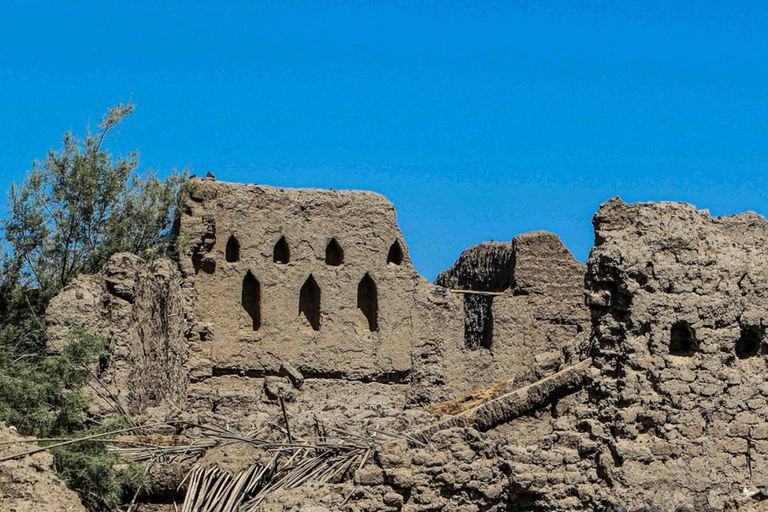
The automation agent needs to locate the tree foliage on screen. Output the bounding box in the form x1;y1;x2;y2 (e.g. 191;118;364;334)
0;324;128;511
0;102;189;510
0;325;108;436
3;101;187;297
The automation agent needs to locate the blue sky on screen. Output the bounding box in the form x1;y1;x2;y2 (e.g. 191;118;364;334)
1;1;767;279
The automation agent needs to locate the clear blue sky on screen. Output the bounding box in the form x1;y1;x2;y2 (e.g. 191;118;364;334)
1;1;767;279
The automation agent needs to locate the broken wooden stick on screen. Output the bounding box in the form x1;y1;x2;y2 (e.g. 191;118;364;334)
426;376;516;417
414;358;593;442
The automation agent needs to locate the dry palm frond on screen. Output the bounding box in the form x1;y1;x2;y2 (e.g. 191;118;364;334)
0;416;404;511
178;424;388;512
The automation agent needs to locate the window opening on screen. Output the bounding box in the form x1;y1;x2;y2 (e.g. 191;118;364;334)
242;272;261;330
325;238;343;266
669;321;697;357
736;326;762;359
357;273;379;332
387;240;403;265
226;235;240;263
274;236;290;264
299;275;321;331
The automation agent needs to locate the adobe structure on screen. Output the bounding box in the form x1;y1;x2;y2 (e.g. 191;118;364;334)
43;177;768;511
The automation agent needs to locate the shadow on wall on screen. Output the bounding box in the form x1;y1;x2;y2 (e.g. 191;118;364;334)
464;294;493;350
357;273;378;332
242;271;261;331
299;275;321;331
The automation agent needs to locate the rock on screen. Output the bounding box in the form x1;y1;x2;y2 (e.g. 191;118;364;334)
280;361;304;390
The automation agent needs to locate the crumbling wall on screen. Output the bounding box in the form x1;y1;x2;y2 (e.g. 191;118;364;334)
356;199;768;512
586;198;768;510
47;253;188;415
43;179;606;511
0;423;87;511
436;241;515;291
412;232;589;404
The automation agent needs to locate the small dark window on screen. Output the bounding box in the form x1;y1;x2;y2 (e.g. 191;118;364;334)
274;236;290;264
325;238;343;266
736;326;762;359
226;235;240;263
242;272;261;331
357;273;378;332
387;240;403;265
299;275;321;331
669;321;697;357
464;294;493;350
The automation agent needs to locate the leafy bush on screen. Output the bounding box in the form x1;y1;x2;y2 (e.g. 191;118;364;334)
3;101;187;298
52;414;134;511
0;325;106;436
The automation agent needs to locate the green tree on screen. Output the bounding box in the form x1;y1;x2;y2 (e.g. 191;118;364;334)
0;103;189;510
3;101;187;298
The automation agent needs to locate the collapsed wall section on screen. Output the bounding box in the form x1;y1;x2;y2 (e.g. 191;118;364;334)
46;254;188;415
410;232;590;405
586;198;768;510
0;423;87;511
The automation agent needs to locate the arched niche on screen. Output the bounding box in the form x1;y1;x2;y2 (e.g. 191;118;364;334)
242;271;261;331
226;235;240;263
387;240;403;265
669;321;697;357
273;236;290;264
357;273;378;332
325;238;344;266
736;326;762;359
299;275;321;331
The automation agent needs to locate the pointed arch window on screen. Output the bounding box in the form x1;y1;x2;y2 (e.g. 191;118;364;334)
299;275;321;331
357;273;378;332
226;235;240;263
325;238;344;266
242;271;261;331
273;236;290;264
387;240;403;265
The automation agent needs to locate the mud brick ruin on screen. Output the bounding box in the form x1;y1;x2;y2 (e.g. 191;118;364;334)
39;177;768;511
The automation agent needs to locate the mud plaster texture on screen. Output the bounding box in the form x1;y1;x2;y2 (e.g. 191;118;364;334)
47;254;188;416
42;180;768;511
0;423;87;512
585;199;768;511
